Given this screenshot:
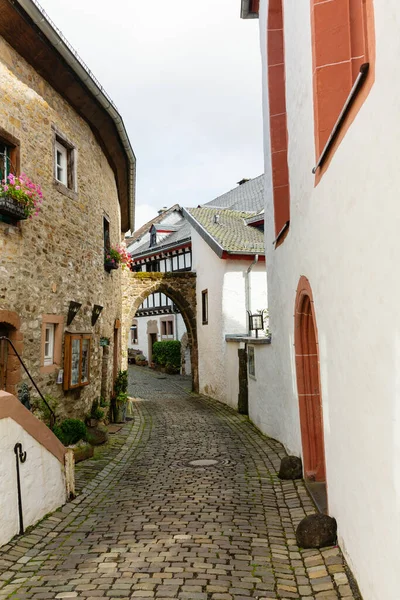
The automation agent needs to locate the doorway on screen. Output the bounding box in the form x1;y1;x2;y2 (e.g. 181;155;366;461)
148;333;157;364
294;277;327;512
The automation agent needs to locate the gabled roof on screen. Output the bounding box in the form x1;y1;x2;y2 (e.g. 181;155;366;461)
183;207;265;258
182;176;265;258
204;174;264;212
125;205;181;247
130;220;191;260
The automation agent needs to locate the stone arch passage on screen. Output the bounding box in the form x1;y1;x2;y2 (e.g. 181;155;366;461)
294;276;326;483
122;272;198;392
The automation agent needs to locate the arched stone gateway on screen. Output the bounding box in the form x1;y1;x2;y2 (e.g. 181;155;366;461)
122;271;198;392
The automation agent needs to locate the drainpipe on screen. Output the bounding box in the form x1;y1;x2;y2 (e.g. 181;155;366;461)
245;254;259;333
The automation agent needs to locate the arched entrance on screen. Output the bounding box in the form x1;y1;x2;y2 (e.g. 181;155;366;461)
122;272;198;392
294;277;326;484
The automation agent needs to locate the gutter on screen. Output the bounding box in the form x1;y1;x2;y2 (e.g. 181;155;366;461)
17;0;136;232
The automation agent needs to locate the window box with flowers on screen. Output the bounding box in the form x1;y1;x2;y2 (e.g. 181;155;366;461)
104;245;132;272
0;173;43;221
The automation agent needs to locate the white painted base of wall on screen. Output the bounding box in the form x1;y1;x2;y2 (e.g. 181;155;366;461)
0;418;67;547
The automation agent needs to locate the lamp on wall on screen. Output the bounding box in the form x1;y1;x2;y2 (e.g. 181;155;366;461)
248;310;264;338
91;305;103;326
67;301;82;326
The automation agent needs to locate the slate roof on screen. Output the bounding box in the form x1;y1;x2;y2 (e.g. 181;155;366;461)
130;220;191;259
125;204;180;246
183;207;265;257
204;174;264;213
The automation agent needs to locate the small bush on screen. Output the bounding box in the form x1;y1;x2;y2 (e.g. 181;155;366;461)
114;369;128;396
90;398;104;421
53;419;87;446
152;340;181;369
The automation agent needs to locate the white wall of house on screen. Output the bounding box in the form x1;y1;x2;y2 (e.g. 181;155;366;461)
256;2;399;598
191;228;267;407
129;313;187;360
0;417;66;547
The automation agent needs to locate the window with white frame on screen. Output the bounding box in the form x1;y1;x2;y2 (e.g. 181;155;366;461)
55;141;68;186
44;323;55;366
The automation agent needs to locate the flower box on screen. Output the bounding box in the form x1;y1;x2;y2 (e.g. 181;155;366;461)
0;196;28;220
104;260;119;272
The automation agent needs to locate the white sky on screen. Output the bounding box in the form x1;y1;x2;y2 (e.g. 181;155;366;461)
37;0;264;229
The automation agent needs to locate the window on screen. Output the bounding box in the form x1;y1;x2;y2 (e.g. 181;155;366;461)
55;141;68;186
248;346;255;378
53;131;76;192
0;143;14;181
63;333;91;390
40;315;64;374
103;216;110;252
202;290;208;325
150;228;157;247
161;318;174;338
130;322;138;344
44;324;55;366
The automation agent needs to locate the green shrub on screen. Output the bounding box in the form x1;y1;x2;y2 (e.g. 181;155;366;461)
53;419;87;446
114;369;128;396
152;340;181;369
90;398;104;421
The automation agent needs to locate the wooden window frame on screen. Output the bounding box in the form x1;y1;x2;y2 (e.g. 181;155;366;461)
52;127;77;196
63;332;91;390
202;290;208;325
0;127;20;179
131;321;138;345
40;315;64;374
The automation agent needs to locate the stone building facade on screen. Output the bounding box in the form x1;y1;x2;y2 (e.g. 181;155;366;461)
0;1;135;418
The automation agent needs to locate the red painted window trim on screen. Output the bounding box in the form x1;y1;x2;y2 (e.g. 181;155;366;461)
267;0;290;243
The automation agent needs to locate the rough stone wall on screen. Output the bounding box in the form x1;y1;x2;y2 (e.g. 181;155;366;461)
0;36;124;418
121;272;198;392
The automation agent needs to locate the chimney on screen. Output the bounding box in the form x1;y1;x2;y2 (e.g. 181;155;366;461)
214;214;220;224
158;206;168;214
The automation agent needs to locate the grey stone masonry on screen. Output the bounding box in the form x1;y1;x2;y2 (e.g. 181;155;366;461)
0;366;360;600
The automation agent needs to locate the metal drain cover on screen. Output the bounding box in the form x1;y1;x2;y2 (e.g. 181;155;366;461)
188;459;219;467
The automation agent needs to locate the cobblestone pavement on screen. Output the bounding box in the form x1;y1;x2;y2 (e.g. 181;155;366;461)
0;366;359;600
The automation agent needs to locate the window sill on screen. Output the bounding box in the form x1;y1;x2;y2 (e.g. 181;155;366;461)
54;180;78;201
40;363;60;375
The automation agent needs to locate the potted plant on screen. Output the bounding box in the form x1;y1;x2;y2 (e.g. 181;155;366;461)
105;244;132;272
135;354;148;367
111;369;129;423
0;172;43;220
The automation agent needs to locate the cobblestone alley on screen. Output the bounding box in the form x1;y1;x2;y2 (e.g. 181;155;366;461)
0;367;358;600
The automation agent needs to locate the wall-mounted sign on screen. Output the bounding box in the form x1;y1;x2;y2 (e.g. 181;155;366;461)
91;305;103;326
57;369;64;385
67;301;82;326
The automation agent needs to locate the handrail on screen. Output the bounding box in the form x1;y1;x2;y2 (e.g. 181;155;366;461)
0;336;56;427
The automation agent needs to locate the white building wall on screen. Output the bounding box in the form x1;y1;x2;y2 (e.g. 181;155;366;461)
192;228;267;407
255;2;400;599
0;417;66;547
129;313;187;359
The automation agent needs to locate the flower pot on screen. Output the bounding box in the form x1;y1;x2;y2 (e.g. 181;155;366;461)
105;260;119;273
0;196;27;220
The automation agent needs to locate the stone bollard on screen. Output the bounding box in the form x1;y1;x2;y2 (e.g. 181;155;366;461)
278;455;303;479
296;514;337;548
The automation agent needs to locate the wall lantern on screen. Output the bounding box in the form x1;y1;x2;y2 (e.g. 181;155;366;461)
67;301;82;326
91;305;103;326
248;310;264;338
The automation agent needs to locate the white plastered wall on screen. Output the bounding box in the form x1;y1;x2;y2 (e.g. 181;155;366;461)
0;418;66;547
256;2;400;598
192;227;267;407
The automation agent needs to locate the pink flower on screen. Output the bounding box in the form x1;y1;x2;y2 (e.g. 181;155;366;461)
3;185;9;191
15;185;20;190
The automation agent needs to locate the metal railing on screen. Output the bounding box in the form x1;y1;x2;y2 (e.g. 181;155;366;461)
0;336;56;427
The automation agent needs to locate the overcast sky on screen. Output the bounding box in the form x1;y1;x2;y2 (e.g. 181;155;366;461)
38;0;263;230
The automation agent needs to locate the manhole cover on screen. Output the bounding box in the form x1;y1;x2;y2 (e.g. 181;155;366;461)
188;459;219;467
